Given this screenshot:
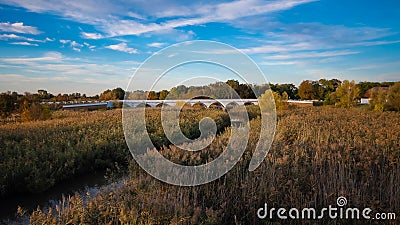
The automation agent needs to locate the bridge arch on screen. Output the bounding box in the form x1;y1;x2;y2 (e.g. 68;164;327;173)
193;102;207;109
175;101;191;108
226;102;239;110
244;101;255;106
146;102;159;107
209;101;224;109
156;103;170;107
136;103;151;108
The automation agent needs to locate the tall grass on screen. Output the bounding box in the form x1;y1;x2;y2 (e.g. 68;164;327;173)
28;107;400;224
0;108;231;197
0;110;128;196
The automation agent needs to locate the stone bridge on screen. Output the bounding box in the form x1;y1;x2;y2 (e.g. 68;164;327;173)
119;99;259;108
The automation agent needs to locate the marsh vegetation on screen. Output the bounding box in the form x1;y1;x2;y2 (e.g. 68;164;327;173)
10;107;398;224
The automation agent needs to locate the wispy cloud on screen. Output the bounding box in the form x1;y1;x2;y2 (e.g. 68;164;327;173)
0;0;316;38
345;61;400;72
0;0;399;93
59;39;70;44
240;22;398;60
0;33;20;40
242;42;316;54
105;43;138;54
81;32;104;39
260;61;303;66
351;40;400;47
83;42;96;50
0;33;40;42
97;0;317;37
127;11;146;20
0;33;55;45
0;22;41;34
0;52;132;91
10;41;39;46
263;23;395;49
0;51;63;64
264;50;359;60
211;0;318;20
147;42;166;48
59;39;90;52
0;73;27;82
347;65;379;71
0;73;69;82
70;41;83;48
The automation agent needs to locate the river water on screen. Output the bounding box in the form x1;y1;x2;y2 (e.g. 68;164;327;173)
0;171;117;224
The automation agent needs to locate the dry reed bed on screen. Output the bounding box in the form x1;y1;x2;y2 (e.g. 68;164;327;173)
0;108;231;197
0;110;128;196
27;107;400;224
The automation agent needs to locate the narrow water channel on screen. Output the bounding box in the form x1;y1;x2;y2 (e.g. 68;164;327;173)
0;171;117;224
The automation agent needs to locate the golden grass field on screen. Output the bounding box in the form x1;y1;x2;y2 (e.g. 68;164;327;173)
4;106;396;224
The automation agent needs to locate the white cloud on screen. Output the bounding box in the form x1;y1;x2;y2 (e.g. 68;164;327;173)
81;32;104;39
0;74;26;82
0;51;132;95
127;12;145;20
10;41;39;46
347;65;379;71
59;40;87;51
59;39;70;44
70;40;83;48
0;51;63;64
147;42;166;48
345;61;400;72
351;40;400;47
100;20;164;36
260;61;303;66
240;22;398;57
257;50;359;68
0;0;317;38
0;73;69;82
83;42;96;50
265;23;394;48
213;0;318;20
105;43;138;54
0;22;41;34
0;33;43;42
167;53;178;58
264;50;359;60
0;33;20;40
241;42;316;54
0;52;123;77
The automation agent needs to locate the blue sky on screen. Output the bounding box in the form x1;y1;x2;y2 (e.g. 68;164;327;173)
0;0;399;95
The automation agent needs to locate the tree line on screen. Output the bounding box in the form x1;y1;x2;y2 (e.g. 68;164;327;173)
297;79;399;110
0;88;126;121
1;79;399;120
112;79;400;111
126;79;399;110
